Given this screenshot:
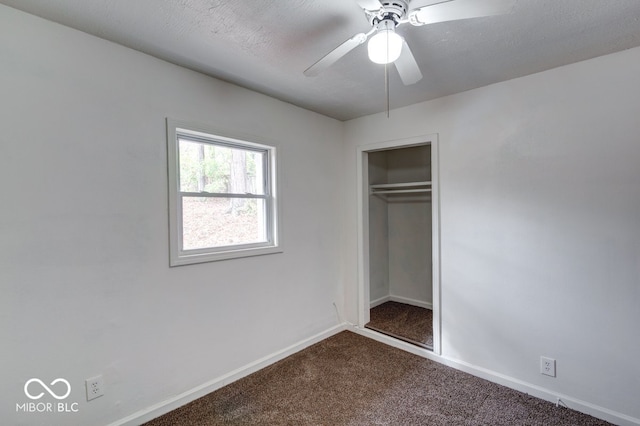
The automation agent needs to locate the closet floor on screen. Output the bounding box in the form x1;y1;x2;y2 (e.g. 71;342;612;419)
366;301;433;350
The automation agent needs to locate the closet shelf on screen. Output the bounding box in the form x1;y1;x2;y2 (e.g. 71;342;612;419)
370;181;432;197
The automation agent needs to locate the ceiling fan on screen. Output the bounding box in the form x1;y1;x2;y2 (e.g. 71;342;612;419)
304;0;515;85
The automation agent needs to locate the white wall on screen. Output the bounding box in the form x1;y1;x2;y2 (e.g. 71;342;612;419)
344;45;640;422
0;5;344;425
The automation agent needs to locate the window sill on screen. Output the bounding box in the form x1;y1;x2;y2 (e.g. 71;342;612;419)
170;245;283;267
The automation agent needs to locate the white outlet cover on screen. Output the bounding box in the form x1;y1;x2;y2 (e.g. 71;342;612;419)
540;356;556;377
86;375;105;401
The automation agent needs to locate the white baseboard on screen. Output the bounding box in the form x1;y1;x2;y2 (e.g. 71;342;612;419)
389;295;432;310
370;295;432;310
112;322;639;426
350;325;640;426
438;355;640;426
111;323;348;426
370;295;391;308
352;324;439;358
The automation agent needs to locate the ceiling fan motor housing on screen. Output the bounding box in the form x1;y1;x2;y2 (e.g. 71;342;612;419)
369;0;408;26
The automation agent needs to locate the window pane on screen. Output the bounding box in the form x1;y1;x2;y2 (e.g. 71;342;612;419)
178;139;265;195
181;197;267;251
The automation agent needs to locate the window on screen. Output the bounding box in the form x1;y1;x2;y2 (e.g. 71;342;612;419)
167;119;281;266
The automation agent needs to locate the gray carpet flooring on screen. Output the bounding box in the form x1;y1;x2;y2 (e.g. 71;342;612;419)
366;301;433;348
144;331;610;426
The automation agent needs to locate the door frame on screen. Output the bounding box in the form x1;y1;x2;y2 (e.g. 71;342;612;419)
356;134;441;355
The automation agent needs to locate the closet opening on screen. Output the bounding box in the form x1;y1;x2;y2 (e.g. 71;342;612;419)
356;135;440;354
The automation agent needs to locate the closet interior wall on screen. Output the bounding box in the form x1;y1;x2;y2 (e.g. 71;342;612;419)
368;145;432;309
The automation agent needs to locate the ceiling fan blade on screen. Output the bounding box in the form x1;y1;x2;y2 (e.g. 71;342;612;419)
355;0;383;12
408;0;514;26
394;40;423;85
304;33;368;77
407;0;455;10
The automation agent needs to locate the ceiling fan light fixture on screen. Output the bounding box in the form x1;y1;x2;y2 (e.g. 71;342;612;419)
367;20;403;64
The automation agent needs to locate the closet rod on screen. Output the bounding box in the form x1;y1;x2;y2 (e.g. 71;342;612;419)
370;181;431;190
371;188;431;195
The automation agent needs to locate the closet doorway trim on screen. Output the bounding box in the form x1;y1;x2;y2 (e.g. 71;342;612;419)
356;134;441;355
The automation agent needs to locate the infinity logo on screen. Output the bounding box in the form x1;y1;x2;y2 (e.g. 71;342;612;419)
24;378;71;400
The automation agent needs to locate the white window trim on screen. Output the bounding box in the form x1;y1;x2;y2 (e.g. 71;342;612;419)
167;118;282;266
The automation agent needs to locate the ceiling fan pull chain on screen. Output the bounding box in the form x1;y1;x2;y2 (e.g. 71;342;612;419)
385;62;390;118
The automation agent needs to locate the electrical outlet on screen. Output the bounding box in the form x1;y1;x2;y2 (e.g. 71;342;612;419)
540;356;556;377
86;375;105;401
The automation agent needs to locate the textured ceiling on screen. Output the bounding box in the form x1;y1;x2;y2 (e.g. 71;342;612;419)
2;0;640;121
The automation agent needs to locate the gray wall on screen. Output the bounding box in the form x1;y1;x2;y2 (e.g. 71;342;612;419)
344;45;640;422
0;5;344;425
